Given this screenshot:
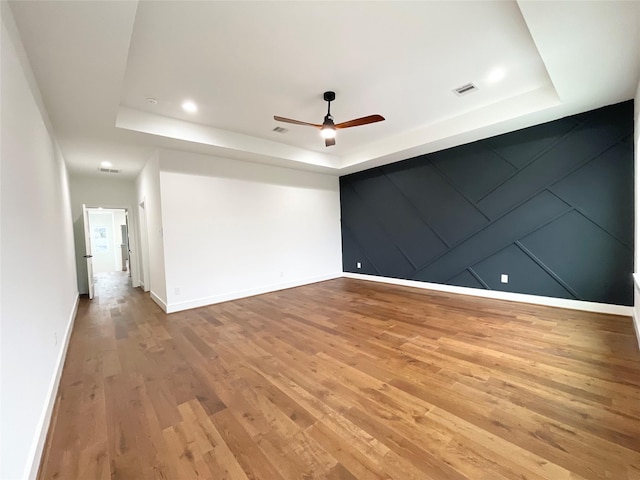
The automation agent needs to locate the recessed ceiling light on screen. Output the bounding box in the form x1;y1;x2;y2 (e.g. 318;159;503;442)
100;161;112;168
146;97;158;105
182;100;198;113
487;67;506;83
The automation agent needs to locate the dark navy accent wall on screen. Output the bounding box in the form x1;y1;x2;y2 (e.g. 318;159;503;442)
340;100;634;306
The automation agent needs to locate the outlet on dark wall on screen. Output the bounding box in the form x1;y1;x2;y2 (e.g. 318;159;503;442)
340;100;634;306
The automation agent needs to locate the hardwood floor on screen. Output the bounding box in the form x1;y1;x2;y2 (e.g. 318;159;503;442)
38;272;640;480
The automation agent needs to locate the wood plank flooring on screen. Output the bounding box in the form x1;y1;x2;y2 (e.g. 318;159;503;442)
38;272;640;479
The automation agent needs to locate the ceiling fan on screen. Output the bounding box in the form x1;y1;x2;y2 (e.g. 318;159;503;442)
274;91;385;147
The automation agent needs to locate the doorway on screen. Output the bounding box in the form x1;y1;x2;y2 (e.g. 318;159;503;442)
84;208;131;296
86;208;129;273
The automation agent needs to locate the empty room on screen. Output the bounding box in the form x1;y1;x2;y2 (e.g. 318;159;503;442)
2;1;640;479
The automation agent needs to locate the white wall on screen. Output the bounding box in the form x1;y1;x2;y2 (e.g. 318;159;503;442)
0;5;78;479
68;174;139;292
158;149;342;313
135;150;167;308
113;209;127;269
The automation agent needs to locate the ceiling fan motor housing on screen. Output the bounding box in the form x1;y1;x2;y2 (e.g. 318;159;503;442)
323;91;336;129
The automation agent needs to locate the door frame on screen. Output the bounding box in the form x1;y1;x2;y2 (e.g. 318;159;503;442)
138;199;151;293
82;204;94;299
80;204;141;292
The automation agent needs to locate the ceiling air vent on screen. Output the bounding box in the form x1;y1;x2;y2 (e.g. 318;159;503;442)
453;83;478;96
272;126;288;133
98;167;121;174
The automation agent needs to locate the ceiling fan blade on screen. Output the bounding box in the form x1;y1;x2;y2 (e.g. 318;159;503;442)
274;116;322;128
335;114;385;129
325;137;336;147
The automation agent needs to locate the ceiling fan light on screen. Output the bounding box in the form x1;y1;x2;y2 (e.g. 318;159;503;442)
321;126;336;139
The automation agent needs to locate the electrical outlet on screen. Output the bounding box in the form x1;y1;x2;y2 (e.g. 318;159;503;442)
174;287;181;295
357;262;362;269
501;274;509;284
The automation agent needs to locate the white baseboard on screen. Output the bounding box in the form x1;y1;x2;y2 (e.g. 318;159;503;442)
632;275;640;351
26;293;79;480
633;309;640;351
165;273;342;314
343;272;634;317
150;290;168;313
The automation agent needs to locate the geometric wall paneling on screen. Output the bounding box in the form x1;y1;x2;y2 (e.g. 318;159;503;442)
428;142;517;201
519;211;633;306
550;142;634;247
477;101;634;220
340;184;416;279
447;270;487;290
470;244;576;299
381;160;489;245
346;169;448;267
411;191;572;283
340;226;379;276
340;100;633;306
484;117;579;169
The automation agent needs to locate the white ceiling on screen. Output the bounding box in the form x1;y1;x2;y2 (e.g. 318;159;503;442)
7;1;640;179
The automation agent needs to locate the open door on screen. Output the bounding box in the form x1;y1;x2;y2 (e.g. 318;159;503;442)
82;204;94;299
